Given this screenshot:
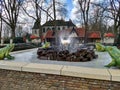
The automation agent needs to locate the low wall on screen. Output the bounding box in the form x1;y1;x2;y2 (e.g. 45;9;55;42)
0;61;120;90
0;69;119;90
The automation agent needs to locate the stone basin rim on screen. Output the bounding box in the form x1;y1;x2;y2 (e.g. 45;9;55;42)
0;60;119;82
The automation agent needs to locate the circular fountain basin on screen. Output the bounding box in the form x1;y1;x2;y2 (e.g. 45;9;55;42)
9;48;111;69
0;48;120;82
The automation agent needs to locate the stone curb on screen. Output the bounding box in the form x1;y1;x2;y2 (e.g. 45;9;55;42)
0;61;119;81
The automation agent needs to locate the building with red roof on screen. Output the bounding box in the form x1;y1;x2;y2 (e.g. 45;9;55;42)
104;33;114;37
32;19;101;44
32;19;76;37
45;30;54;39
44;28;101;44
87;31;101;42
30;35;39;39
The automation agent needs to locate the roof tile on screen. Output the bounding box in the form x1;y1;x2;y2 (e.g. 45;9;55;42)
87;31;101;38
44;28;101;39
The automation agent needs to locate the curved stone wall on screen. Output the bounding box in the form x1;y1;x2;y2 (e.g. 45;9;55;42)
0;61;119;90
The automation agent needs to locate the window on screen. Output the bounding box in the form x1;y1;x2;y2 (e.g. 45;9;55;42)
58;27;60;30
35;29;37;34
42;28;45;33
47;27;50;30
52;27;55;30
63;27;65;30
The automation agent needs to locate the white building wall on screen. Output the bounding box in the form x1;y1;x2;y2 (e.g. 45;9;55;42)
42;26;69;33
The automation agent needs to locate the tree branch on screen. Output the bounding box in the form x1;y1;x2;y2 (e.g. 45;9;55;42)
22;6;36;20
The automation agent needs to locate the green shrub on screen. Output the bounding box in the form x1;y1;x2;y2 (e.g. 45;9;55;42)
4;37;25;44
13;43;37;51
4;38;10;43
116;34;120;45
13;37;25;43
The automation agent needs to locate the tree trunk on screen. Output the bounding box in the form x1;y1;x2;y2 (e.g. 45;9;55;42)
84;23;88;44
113;25;118;45
39;25;42;37
11;27;16;39
0;31;1;40
0;15;2;40
37;18;42;37
53;0;57;45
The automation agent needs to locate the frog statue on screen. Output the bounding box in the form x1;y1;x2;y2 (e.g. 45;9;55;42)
96;43;120;68
42;42;50;48
0;44;15;60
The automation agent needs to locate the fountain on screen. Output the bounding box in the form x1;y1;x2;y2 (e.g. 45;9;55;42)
60;37;71;51
37;36;98;62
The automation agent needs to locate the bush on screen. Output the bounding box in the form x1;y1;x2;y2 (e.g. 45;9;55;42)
4;37;25;44
0;43;38;51
13;37;25;43
115;34;120;49
0;45;5;48
13;43;37;51
116;34;120;45
4;38;10;43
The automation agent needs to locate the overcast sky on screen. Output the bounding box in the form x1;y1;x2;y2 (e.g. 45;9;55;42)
19;0;74;24
18;0;104;27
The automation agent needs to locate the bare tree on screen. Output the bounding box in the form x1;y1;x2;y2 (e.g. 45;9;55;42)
23;0;68;45
53;0;56;20
51;0;68;45
109;0;120;43
16;25;23;37
55;1;68;19
22;0;54;37
96;0;120;43
46;4;52;21
48;0;68;20
78;0;91;43
33;0;43;37
1;0;23;38
3;24;11;38
0;0;2;39
90;2;109;41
